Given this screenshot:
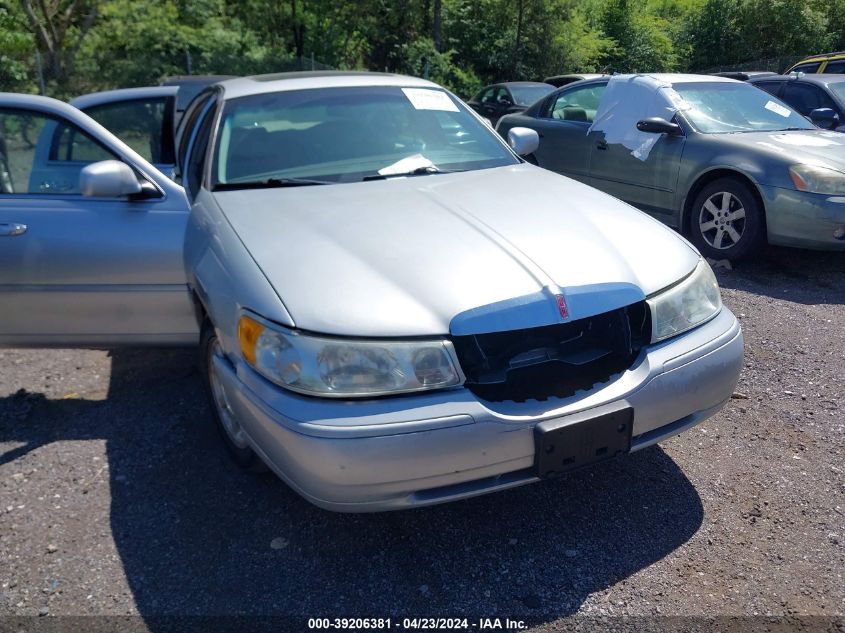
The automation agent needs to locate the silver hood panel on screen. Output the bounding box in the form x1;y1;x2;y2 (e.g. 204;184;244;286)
215;165;699;336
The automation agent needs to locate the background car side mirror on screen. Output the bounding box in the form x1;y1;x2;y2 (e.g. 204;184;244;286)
507;127;540;156
808;107;839;130
636;117;682;135
80;160;144;198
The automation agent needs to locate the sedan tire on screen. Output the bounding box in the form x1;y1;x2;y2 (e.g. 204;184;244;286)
200;322;267;472
688;178;764;260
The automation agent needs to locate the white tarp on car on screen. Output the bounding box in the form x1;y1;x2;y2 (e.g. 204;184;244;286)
588;74;690;161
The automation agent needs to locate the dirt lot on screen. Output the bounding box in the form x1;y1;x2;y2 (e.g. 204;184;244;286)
0;247;843;632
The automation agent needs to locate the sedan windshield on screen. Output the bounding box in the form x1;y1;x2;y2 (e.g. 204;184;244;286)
509;85;554;106
212;86;519;188
673;82;815;133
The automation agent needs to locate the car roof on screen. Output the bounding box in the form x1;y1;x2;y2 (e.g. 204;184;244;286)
794;51;845;63
161;75;236;86
712;71;778;80
562;73;739;87
544;73;604;81
500;81;553;87
638;73;739;84
70;86;178;109
749;73;845;87
217;71;440;100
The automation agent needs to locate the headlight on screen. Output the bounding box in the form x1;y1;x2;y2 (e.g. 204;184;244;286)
237;314;463;397
647;260;722;343
789;164;845;195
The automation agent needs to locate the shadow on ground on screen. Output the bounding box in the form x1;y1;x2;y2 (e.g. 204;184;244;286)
0;348;703;626
716;246;845;305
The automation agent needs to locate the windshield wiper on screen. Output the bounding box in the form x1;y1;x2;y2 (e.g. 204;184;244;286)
362;166;464;181
214;177;331;191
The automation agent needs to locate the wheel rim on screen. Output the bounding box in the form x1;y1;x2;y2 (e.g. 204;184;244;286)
208;338;249;449
698;191;746;250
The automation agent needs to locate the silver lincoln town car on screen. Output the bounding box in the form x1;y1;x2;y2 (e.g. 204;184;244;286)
0;73;743;511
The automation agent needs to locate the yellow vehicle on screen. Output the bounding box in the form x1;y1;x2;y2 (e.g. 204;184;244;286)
785;52;845;74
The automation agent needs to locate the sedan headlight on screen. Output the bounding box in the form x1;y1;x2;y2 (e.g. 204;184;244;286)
647;260;722;343
789;164;845;195
237;314;463;397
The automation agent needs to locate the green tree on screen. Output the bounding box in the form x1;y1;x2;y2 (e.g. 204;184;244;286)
18;0;97;95
0;4;34;92
77;0;280;91
398;36;480;96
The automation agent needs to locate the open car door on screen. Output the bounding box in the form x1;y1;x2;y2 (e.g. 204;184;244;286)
0;93;197;347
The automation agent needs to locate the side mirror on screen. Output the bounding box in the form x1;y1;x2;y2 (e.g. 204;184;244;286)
507;127;540;156
636;117;682;135
80;160;142;198
809;107;839;130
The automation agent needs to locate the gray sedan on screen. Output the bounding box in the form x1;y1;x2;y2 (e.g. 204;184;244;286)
497;73;845;259
0;73;743;511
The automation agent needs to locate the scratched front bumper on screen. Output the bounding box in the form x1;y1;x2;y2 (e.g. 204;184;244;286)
761;185;845;249
212;308;743;512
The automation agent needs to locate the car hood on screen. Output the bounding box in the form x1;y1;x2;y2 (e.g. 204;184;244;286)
214;165;699;337
715;129;845;168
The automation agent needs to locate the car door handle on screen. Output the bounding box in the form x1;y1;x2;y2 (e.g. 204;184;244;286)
596;140;608;150
0;223;27;237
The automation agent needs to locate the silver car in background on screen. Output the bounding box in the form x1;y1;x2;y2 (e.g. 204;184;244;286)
0;72;743;511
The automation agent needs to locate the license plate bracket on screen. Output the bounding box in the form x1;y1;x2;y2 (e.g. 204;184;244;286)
534;405;633;479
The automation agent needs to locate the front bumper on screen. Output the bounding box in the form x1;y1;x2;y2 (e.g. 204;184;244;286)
760;184;845;249
213;308;743;512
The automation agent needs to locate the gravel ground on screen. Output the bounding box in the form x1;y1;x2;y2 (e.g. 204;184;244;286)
0;246;843;632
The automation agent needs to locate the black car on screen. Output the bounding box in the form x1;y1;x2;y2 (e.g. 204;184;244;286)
711;71;778;81
543;73;607;88
750;74;845;132
467;81;554;126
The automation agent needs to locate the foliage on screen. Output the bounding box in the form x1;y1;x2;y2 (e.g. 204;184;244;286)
1;0;843;99
398;37;481;96
0;4;34;92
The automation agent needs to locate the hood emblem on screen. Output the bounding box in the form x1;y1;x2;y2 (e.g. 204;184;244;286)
555;294;569;320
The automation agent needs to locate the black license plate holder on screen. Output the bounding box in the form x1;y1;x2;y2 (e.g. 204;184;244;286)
534;406;633;479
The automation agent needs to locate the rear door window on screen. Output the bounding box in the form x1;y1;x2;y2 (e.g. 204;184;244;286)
791;62;822;74
545;84;606;123
754;81;783;97
82;98;174;165
782;83;838;116
823;60;845;73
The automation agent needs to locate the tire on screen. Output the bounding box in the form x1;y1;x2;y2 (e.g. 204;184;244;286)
200;322;266;471
687;177;765;260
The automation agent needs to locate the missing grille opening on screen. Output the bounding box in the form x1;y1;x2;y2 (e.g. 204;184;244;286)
452;301;650;402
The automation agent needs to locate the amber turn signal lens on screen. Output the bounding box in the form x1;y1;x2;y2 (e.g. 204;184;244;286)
237;315;265;366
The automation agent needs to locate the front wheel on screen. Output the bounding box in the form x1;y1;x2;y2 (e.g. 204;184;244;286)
200;323;266;471
687;178;764;260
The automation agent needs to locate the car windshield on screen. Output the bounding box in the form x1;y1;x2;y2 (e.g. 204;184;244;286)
212;86;518;188
672;82;815;133
508;85;554;106
827;80;845;104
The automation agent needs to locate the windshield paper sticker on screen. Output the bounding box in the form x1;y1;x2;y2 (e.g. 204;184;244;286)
765;100;791;118
402;88;459;112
